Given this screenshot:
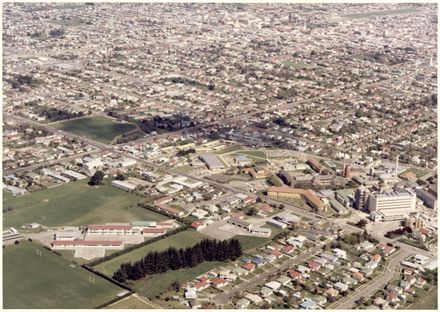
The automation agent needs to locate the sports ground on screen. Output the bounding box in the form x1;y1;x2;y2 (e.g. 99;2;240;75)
3;180;167;228
3;242;124;309
133;260;223;299
53;115;137;143
94;230;208;276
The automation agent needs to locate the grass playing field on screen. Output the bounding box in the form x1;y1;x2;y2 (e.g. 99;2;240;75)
233;235;271;252
94;230;208;276
343;8;419;19
107;295;156;309
133;261;223;299
410;286;437;309
3;242;124;309
53;115;137;143
3;180;167;228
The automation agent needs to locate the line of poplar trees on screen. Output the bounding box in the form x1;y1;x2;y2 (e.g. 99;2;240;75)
112;238;242;282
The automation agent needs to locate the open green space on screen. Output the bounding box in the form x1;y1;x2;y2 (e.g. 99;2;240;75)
234;235;271;251
343;8;420;19
397;238;428;250
94;230;207;276
3;242;123;309
133;261;223;299
234;150;267;159
107;295;155;309
215;145;244;154
53;115;137;143
47;18;87;26
400;167;430;179
409;286;437;309
3;180;167;228
281;61;310;69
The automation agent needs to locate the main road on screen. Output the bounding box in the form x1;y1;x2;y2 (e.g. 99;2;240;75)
7;111;431;309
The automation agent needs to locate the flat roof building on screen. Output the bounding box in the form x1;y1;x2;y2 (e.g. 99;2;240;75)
368;190;417;221
199;153;225;170
267;186;326;212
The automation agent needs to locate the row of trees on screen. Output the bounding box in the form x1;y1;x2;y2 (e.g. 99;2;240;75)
36;106;85;122
88;170;104;186
176;148;196;157
112;239;242;282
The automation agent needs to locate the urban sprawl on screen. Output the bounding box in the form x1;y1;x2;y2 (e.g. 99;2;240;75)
2;2;438;310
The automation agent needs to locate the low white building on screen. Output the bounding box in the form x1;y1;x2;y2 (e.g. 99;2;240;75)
111;180;137;192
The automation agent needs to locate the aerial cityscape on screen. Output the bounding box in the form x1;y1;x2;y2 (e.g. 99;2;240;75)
2;2;438;310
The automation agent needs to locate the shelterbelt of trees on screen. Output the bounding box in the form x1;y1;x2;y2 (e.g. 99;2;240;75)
112;239;242;282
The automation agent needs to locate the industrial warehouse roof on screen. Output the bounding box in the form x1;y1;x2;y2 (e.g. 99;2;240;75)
199;153;225;168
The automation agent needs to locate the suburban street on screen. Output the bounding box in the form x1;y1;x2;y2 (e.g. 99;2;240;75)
331;249;412;309
212;244;324;306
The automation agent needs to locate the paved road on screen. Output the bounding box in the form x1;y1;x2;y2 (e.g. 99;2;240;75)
331;249;411;309
212;244;324;306
7;113;434;310
4;150;99;176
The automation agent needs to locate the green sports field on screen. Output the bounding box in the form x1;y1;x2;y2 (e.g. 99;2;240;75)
343;8;420;19
3;242;124;309
94;230;208;276
53;116;137;143
3;180;167;228
133;261;223;299
107;295;155;309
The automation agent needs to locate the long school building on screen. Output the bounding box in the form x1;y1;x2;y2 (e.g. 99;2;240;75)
267;186;326;213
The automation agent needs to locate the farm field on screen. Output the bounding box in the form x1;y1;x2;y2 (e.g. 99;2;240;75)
94;230;207;276
3;180;167;228
3;242;124;309
53;115;137;143
133;261;223;299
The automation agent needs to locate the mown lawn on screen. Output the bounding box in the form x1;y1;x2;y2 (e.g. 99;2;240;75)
234;235;271;252
3;242;123;309
53;115;137;143
94;230;208;276
3;180;167;228
343;8;420;19
133;261;223;299
107;295;155;309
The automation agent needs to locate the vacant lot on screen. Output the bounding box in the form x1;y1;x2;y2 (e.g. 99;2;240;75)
94;230;208;276
343;8;420;19
3;180;167;228
3;242;123;309
133;261;223;299
54;116;137;143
